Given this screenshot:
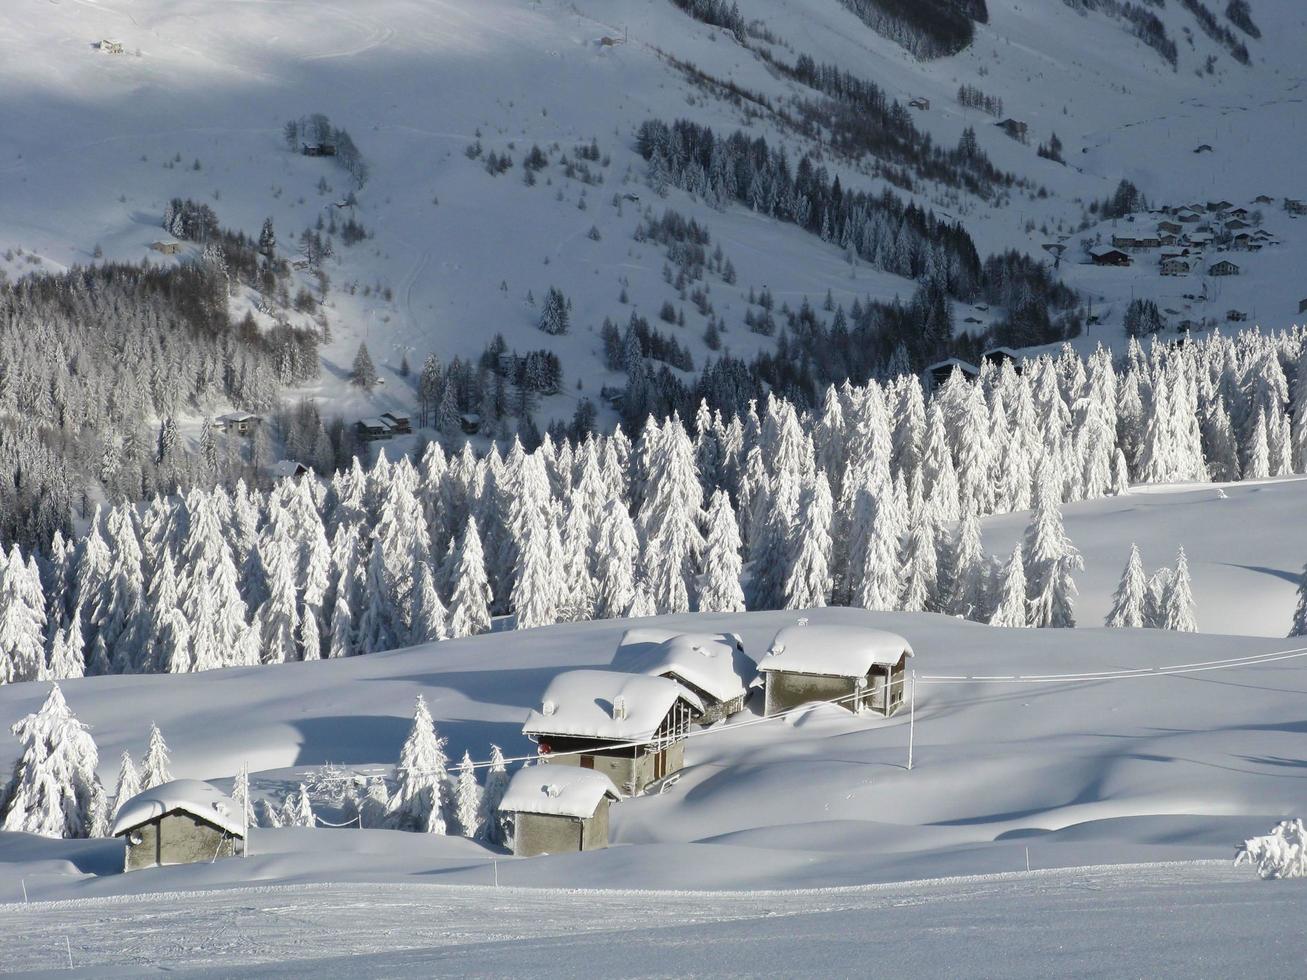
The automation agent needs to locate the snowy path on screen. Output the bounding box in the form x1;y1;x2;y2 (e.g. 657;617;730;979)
1;862;1303;976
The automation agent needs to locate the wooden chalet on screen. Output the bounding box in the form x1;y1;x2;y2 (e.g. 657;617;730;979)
614;628;754;725
758;623;913;719
1089;245;1131;267
924;358;979;388
499;768;619;858
522;671;701;796
1208;260;1241;277
113;780;245;872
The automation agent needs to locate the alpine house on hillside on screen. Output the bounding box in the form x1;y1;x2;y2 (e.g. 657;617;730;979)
614;627;754;724
499;767;620;857
522;671;701;796
112;779;245;872
758;623;913;719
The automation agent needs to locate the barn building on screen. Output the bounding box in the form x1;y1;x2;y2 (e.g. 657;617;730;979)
1089;245;1131;267
924;358;979;388
981;347;1025;373
758;623;913;718
614;628;753;724
499;767;619;857
215;412;261;436
522;671;701;796
112;779;245;872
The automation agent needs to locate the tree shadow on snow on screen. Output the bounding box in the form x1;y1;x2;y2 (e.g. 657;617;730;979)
287;714;529;767
1217;562;1300;586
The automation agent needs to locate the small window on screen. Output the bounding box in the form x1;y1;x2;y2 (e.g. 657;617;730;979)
579;755;595;770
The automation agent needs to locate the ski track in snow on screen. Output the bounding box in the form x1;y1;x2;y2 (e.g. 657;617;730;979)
0;862;1302;976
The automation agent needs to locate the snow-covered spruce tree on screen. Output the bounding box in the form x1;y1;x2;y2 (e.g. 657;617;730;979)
989;546;1030;628
454;751;482;838
1161;547;1198;633
783;470;834;609
47;614;86;681
447;516;492;638
1105;543;1147;628
140;723;172;789
1;685;105;838
179;490;258;670
948;510;987;620
747;465;798;611
350;342;379;389
111;750;141;814
1023;471;1082;628
281;783;316;828
477;745;510;845
557;499;596;622
512;505;560;630
256;532;301;664
0;546;47;684
390;695;449;833
638;417;704;614
1244;408;1271;480
537;286;570;335
698;489;745;613
897;500;938;614
410;562;449;645
594;498;639;619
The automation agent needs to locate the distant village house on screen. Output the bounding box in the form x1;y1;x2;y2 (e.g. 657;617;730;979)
1208;260;1241;277
1089;245;1131;267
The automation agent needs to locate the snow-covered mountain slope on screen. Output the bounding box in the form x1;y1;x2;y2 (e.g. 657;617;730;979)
4;0;1305;428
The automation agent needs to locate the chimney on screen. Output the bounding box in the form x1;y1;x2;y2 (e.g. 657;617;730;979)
612;695;627;721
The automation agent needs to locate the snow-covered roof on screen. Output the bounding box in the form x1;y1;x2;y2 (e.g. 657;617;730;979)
614;628;752;704
269;459;308;478
758;623;913;678
925;357;978;375
112;779;245;838
359;417;388;429
498;766;619;818
1089;244;1127;258
522;670;702;742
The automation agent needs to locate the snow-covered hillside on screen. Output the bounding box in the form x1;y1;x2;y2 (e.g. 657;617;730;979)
3;0;1305;431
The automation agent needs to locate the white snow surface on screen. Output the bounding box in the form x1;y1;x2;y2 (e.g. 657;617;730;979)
498;766;618;819
110;779;244;839
614;627;752;703
521;668;702;742
760;623;913;677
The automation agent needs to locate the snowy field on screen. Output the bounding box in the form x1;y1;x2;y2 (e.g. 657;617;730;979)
983;475;1307;637
1;863;1303;977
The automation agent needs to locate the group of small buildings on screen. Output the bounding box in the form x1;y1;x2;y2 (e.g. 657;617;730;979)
355;412;412;442
1091;197;1282;277
924;348;1024;388
111;622;915;869
503;622;913;857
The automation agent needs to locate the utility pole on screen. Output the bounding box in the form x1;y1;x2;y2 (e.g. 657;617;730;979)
907;671;916;771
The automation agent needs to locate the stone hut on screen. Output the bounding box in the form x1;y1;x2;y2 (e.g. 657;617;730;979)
523;670;701;796
614;628;753;724
112;779;245;872
758;622;913;718
499;767;620;857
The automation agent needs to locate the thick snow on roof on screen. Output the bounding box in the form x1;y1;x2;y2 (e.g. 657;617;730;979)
522;670;702;742
758;623;912;678
112;779;245;838
498;765;619;818
615;628;753;704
